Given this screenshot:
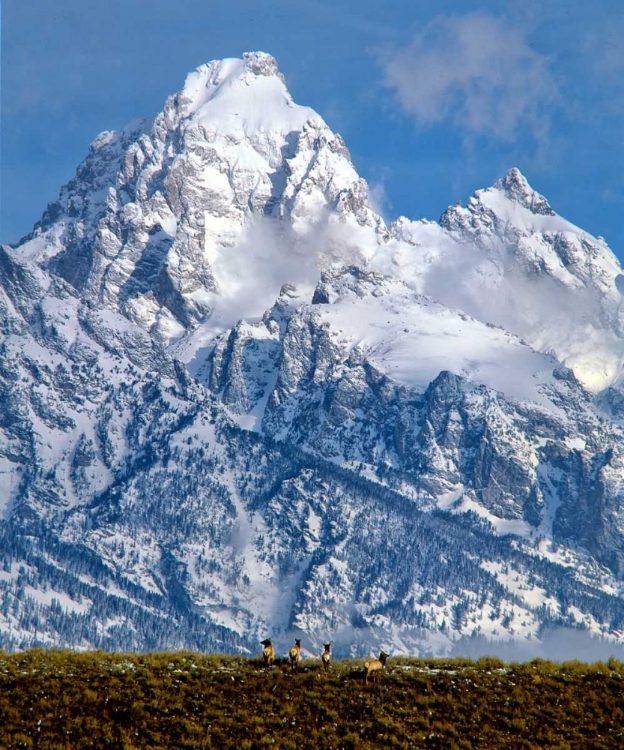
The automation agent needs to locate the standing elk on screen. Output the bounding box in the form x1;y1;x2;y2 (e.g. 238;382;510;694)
289;638;302;673
364;651;389;684
261;638;275;668
322;643;331;673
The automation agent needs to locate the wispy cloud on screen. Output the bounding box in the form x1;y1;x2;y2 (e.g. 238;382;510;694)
577;16;624;123
378;13;558;146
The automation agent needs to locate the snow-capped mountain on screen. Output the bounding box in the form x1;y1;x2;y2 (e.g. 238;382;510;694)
19;52;382;347
4;52;624;656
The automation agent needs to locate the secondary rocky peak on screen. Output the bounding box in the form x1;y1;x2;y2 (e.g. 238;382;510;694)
439;168;555;234
494;167;555;216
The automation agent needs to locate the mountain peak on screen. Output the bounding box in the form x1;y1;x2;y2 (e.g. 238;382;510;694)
241;51;284;79
16;51;371;343
175;51;309;129
184;51;284;95
494;168;554;216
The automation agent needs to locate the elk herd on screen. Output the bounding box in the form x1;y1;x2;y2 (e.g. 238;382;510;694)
260;639;389;684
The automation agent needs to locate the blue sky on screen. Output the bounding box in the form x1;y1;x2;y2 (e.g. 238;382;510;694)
3;0;624;258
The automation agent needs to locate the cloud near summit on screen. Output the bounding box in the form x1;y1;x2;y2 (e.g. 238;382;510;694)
379;13;558;145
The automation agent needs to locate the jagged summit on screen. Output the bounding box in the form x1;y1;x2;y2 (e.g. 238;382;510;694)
381;168;624;391
15;52;377;344
175;51;320;135
181;52;285;101
193;50;285;85
439;168;563;233
494;167;555;216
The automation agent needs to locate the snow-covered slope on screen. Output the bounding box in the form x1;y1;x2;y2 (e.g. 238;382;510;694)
5;52;624;656
379;169;624;390
312;268;566;408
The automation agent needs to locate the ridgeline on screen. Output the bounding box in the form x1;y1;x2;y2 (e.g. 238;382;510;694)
1;650;624;748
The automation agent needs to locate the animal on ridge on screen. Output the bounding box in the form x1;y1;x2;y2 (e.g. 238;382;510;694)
261;639;275;668
322;643;331;673
289;638;302;673
364;651;388;684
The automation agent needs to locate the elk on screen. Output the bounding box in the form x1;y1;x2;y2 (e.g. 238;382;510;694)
289;638;302;673
261;638;275;668
364;651;389;684
321;643;331;673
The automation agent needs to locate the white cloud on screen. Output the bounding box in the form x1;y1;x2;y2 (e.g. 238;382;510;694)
203;211;374;335
578;17;624;122
379;13;558;144
367;179;390;218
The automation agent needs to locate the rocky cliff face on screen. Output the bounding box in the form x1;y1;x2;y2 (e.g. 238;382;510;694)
205;265;624;571
4;53;624;656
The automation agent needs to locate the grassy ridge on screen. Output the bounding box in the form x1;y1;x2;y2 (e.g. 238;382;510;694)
1;651;624;748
